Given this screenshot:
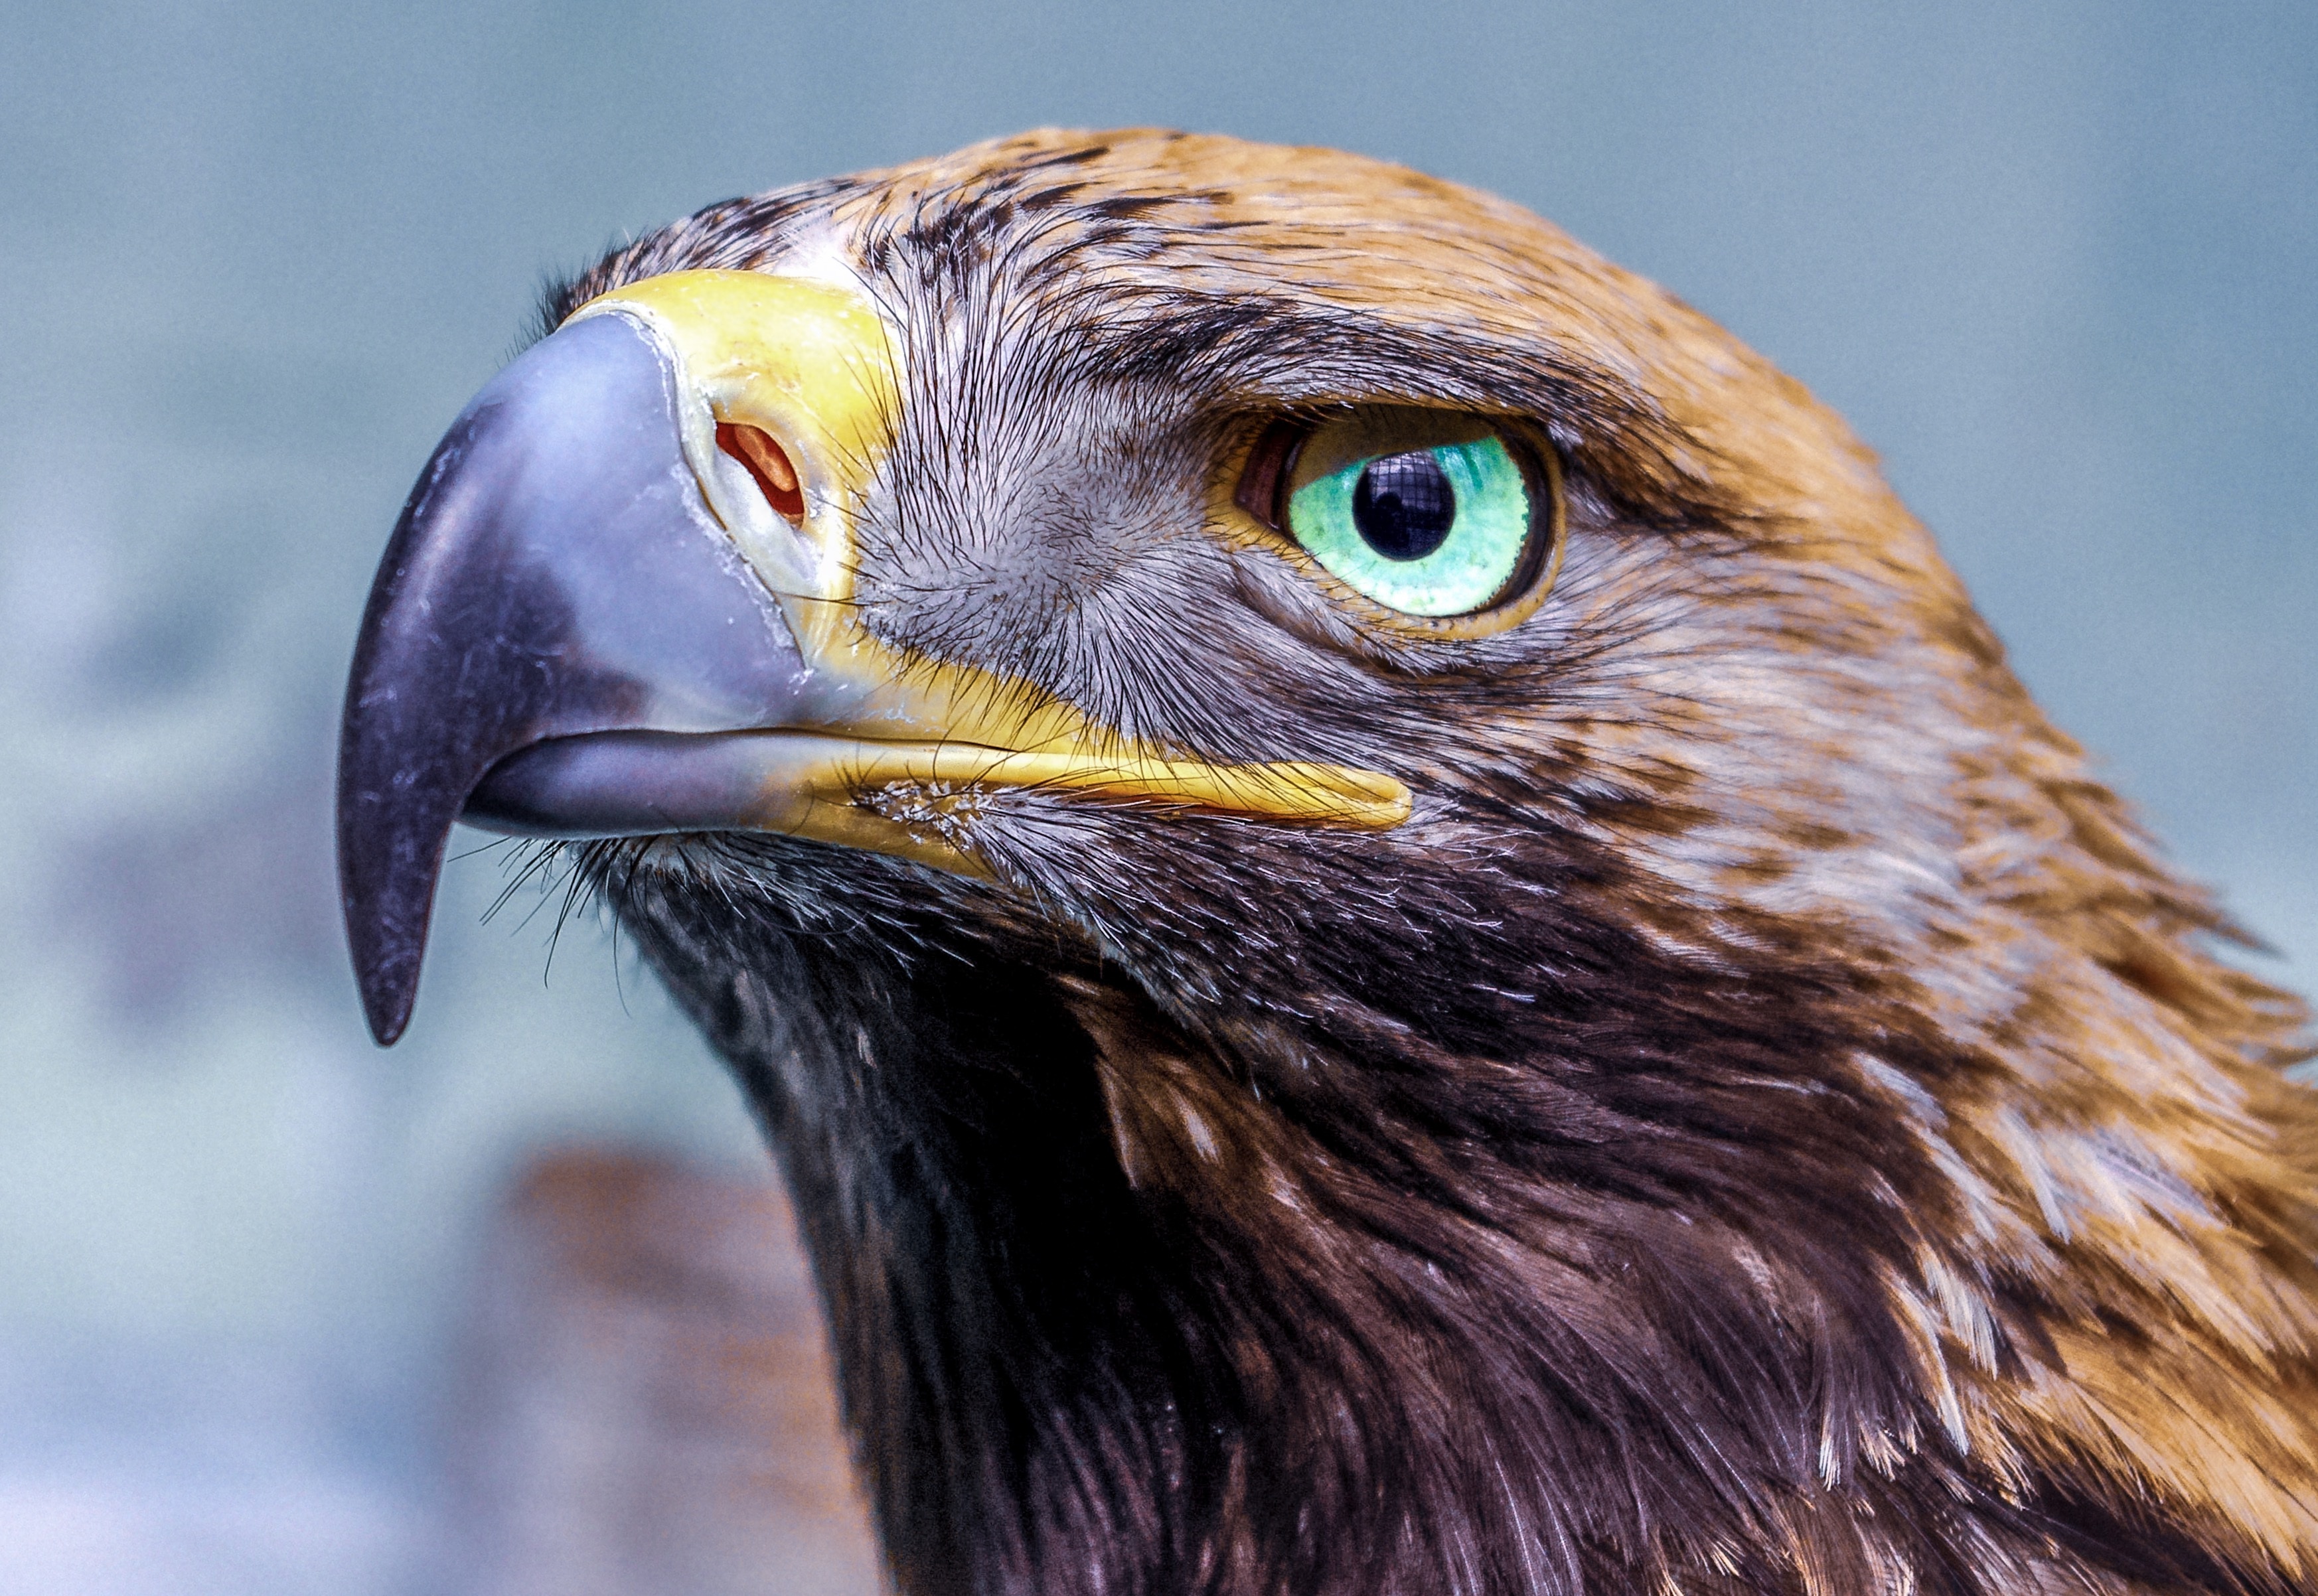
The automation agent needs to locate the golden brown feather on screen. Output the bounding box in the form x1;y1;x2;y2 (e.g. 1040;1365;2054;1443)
503;131;2318;1595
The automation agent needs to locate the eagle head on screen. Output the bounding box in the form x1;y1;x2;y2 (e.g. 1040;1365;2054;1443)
339;131;2317;1595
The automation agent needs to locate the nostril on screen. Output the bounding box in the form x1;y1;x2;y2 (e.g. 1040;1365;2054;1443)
716;423;806;524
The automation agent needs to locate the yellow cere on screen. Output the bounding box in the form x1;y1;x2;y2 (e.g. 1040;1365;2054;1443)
573;269;898;608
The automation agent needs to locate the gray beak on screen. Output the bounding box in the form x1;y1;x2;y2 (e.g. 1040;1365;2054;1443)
336;313;809;1045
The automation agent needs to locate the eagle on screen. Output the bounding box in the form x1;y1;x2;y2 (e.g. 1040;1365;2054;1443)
337;131;2318;1596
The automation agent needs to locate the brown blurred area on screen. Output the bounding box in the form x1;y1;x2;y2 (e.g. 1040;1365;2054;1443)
444;1151;883;1596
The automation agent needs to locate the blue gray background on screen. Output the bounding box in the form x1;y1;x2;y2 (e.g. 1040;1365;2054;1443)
1;3;2310;1589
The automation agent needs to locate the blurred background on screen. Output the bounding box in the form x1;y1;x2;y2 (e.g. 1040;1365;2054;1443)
1;1;2311;1590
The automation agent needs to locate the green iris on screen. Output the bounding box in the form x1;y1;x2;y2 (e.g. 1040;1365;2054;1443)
1286;433;1533;617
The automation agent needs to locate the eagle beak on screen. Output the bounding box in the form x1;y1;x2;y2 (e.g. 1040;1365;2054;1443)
339;271;1409;1047
335;305;815;1046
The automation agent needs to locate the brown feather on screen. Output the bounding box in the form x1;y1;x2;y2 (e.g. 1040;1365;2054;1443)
546;131;2316;1595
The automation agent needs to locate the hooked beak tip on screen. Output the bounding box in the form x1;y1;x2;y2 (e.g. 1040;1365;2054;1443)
362;981;414;1049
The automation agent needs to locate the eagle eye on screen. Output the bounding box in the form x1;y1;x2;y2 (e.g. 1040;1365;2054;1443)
1242;409;1557;624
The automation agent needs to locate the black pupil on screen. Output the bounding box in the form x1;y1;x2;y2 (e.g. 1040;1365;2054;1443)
1351;449;1456;560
